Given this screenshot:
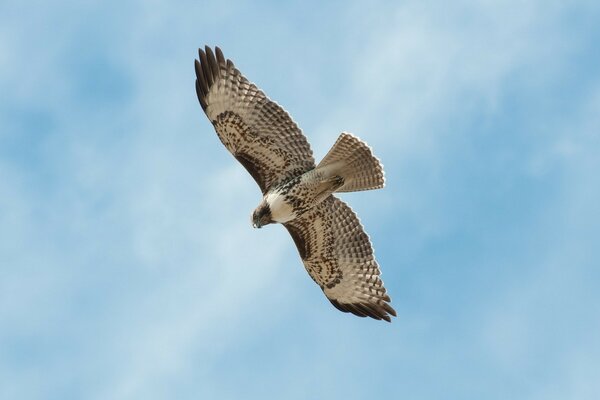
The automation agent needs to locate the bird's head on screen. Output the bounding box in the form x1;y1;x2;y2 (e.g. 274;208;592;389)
252;202;273;229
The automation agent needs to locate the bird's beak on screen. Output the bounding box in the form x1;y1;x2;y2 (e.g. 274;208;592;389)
252;217;262;229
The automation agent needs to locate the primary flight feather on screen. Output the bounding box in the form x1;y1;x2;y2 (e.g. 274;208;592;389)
195;46;396;322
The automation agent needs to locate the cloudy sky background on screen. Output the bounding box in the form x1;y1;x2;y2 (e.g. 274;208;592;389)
1;0;599;399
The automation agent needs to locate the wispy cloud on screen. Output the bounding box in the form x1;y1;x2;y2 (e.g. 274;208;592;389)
1;0;599;399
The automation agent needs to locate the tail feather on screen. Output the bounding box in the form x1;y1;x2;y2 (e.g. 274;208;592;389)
316;132;385;193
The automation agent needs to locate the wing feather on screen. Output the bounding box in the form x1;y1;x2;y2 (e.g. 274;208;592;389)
284;196;396;322
195;46;315;193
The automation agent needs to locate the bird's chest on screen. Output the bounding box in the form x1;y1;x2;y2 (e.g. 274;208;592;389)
265;180;316;223
264;192;296;223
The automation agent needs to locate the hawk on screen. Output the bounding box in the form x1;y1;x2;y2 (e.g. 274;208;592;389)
195;46;396;322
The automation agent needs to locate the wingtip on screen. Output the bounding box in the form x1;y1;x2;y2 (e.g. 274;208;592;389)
215;46;225;65
195;46;232;101
382;302;397;318
200;50;213;86
329;298;396;322
194;57;209;103
195;79;208;111
194;59;202;79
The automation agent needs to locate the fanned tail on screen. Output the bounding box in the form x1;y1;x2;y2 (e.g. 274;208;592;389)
315;132;385;193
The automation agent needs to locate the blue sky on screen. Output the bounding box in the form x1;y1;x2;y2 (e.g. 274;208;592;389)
1;0;599;399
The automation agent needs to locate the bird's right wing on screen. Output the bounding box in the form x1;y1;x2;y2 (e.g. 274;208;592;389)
195;46;315;193
284;196;396;322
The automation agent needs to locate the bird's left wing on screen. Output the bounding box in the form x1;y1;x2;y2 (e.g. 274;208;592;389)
284;195;396;322
195;46;315;193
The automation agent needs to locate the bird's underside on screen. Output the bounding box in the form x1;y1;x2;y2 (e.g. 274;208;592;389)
195;46;396;322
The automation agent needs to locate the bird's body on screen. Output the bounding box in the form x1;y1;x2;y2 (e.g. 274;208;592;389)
195;46;396;322
258;169;344;225
263;188;297;224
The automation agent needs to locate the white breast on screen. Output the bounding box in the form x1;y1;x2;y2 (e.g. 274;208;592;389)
265;192;296;223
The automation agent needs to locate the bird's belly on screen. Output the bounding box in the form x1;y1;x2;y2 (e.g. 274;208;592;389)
265;192;297;223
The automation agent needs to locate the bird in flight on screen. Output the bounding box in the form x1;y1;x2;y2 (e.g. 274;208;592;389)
194;46;396;322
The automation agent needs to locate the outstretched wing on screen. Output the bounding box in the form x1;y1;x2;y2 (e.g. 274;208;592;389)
284;196;396;322
195;46;315;193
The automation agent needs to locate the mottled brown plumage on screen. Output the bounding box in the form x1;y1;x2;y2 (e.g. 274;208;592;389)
284;196;395;321
195;47;314;194
195;46;395;322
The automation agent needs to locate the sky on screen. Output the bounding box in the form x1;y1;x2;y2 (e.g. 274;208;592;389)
1;0;599;399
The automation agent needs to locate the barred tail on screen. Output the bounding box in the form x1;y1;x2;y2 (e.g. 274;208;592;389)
315;132;385;193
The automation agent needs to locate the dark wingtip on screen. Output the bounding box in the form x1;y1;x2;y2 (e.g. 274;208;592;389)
194;46;234;111
195;79;207;111
329;298;349;314
194;59;207;91
194;58;202;78
382;302;397;317
194;58;209;110
354;303;381;320
198;48;213;87
215;46;225;65
205;46;219;79
329;298;396;322
346;304;369;318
